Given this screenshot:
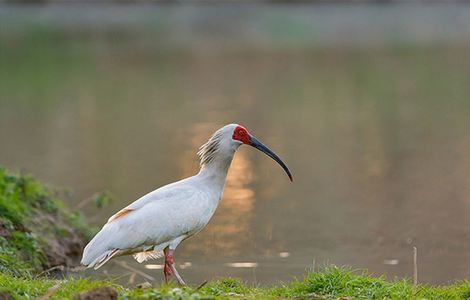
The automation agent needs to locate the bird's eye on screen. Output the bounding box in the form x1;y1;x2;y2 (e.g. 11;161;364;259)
238;130;245;136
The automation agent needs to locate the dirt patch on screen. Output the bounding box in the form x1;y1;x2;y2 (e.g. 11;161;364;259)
0;221;11;238
77;287;118;300
33;212;87;268
0;292;13;300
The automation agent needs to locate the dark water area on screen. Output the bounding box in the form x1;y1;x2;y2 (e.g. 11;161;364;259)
2;3;470;285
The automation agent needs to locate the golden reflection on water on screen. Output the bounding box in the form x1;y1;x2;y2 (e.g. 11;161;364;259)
224;262;258;268
180;122;256;256
199;149;254;255
145;262;192;270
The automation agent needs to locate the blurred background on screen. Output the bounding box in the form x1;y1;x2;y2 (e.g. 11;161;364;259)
2;2;470;286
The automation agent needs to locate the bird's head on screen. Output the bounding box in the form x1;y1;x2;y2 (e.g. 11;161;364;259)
198;124;293;182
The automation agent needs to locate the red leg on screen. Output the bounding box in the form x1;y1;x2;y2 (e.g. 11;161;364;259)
163;247;173;284
163;247;186;286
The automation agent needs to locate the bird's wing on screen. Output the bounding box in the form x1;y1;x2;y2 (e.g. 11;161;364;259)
81;179;209;268
107;178;194;223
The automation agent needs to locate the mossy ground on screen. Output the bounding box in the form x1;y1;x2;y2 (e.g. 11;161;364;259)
1;167;470;299
0;167;95;276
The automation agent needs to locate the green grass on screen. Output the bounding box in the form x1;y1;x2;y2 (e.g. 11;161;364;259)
2;266;470;299
0;273;119;300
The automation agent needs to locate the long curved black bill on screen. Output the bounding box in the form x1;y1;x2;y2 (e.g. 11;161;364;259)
249;136;293;182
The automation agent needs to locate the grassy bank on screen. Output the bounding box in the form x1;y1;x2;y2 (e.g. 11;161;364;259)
0;167;95;277
2;266;470;299
1;167;470;299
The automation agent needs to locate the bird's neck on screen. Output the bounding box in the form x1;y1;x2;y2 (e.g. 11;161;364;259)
197;152;235;191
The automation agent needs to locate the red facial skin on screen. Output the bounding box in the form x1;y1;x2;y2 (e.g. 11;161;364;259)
232;125;251;144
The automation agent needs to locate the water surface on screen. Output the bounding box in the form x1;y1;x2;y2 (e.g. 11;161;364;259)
1;3;470;285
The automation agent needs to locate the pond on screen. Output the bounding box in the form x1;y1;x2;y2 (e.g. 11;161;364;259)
1;3;470;285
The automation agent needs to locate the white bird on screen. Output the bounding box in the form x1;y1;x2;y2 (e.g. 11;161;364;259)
81;124;292;285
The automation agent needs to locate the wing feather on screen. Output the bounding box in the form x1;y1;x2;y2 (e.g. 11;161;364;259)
107;181;194;223
107;209;134;223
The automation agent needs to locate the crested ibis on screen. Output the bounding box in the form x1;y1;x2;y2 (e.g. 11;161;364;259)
81;124;292;285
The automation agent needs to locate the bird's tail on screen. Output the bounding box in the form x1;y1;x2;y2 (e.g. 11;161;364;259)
81;244;120;270
94;249;121;269
81;228;121;269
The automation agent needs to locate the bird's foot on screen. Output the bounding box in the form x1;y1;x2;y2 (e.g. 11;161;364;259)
171;264;186;286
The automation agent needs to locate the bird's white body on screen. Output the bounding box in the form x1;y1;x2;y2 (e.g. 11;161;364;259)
81;123;291;284
81;124;241;269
